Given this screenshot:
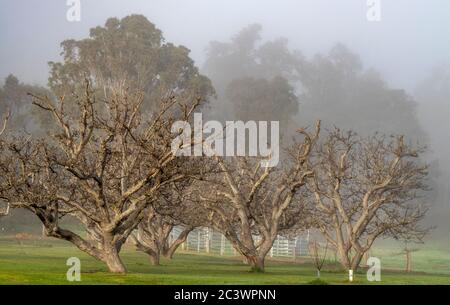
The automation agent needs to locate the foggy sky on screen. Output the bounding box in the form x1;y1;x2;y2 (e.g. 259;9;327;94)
1;0;450;93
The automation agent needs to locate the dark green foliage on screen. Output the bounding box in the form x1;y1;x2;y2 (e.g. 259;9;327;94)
48;15;215;111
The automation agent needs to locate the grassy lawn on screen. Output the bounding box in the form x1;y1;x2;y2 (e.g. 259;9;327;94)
0;237;448;285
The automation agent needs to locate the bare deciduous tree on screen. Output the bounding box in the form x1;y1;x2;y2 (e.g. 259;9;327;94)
129;206;194;265
0;109;9;137
401;241;420;273
0;79;203;273
192;122;320;272
129;164;214;265
0;110;10;217
310;240;328;278
308;129;430;272
0;202;9;217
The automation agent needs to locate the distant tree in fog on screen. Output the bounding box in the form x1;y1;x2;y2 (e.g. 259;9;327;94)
204;24;303;94
204;26;426;146
203;24;303;137
297;44;427;142
415;65;450;227
0;74;50;135
225;76;298;124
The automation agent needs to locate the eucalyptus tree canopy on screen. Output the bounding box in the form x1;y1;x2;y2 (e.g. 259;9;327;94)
204;24;302;136
297;44;427;142
204;25;427;145
48;14;214;111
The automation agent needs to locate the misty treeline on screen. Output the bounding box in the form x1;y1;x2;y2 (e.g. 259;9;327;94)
0;15;440;273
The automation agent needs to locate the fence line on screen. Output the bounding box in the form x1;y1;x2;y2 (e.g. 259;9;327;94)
172;227;310;258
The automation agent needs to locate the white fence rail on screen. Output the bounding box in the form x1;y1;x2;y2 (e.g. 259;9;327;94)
170;227;310;258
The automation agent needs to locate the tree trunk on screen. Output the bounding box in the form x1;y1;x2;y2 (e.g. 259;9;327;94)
148;250;160;266
44;224;128;273
103;246;126;273
162;227;193;259
364;251;370;265
405;251;411;272
163;247;176;260
139;244;161;266
248;255;265;272
128;231;162;265
338;249;351;271
350;251;364;272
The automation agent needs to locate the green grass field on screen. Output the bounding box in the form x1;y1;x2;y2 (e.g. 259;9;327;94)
0;236;449;285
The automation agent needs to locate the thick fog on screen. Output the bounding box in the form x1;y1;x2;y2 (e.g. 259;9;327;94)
1;0;449;236
1;0;450;89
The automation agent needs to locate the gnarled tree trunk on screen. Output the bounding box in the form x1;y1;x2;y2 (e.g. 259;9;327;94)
248;255;266;272
145;248;161;266
41;219;128;273
350;251;365;272
130;217;194;266
102;244;127;273
162;226;193;259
